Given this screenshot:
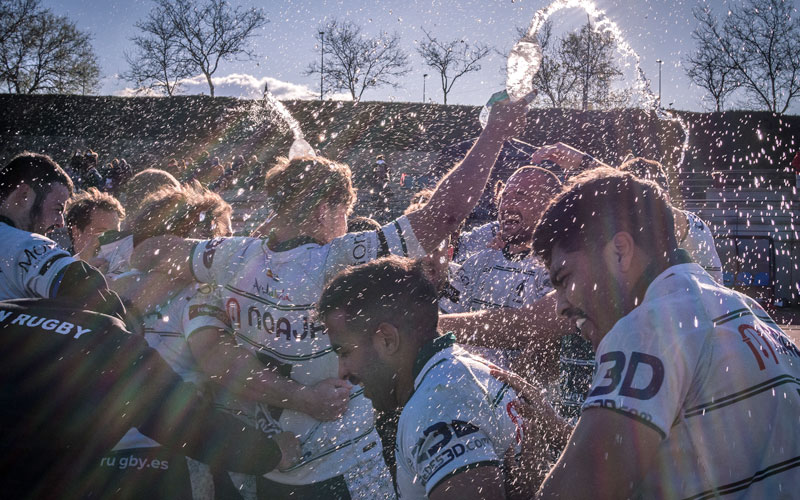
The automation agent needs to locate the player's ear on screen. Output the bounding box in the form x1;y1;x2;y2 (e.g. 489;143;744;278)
374;322;400;357
610;231;635;272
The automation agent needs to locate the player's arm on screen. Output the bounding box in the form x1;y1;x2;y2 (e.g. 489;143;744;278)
439;292;571;350
406;96;529;253
187;326;351;421
537;408;661;499
429;466;506;500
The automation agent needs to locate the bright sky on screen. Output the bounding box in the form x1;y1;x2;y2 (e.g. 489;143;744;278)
42;0;800;113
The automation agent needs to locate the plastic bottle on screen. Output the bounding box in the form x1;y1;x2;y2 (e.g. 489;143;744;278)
288;138;315;160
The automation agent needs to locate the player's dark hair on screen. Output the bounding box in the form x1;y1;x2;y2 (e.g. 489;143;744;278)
319;256;439;338
0;152;75;203
65;188;126;234
532;167;677;266
347;216;381;233
618;157;670;192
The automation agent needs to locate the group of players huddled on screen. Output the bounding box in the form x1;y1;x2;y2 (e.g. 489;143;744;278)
1;96;798;500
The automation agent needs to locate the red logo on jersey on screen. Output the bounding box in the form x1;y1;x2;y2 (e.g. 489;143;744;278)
226;298;241;328
506;400;525;444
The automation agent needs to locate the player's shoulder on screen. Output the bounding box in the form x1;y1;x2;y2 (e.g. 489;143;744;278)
0;222;55;250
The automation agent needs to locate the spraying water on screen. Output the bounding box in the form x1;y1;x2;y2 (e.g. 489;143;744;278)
245;90;315;159
508;0;690;168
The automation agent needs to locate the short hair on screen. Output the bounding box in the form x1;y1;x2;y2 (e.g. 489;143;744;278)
403;188;435;215
498;165;562;204
532;167;677;266
319;256;439;338
121;168;180;216
264;155;356;223
0;152;74;202
64;188;126;233
131;181;232;244
618;157;669;192
347;216;382;233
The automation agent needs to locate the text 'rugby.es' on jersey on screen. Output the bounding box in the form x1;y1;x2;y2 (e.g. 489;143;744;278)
190;216;425;487
395;334;524;499
583;263;800;499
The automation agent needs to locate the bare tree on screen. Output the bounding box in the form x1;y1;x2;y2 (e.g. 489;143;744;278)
685;8;740;112
0;5;100;94
417;28;490;105
561;19;623;111
136;0;268;98
690;0;800;113
124;2;192;96
305;20;410;101
524;21;579;108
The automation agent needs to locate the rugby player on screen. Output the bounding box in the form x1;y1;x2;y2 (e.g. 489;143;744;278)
0;152;115;310
0;296;300;499
522;167;800;498
64;187;125;263
319;256;527;500
133;96;529;498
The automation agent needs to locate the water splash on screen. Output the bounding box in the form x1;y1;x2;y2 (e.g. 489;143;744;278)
517;0;690;168
243;91;316;159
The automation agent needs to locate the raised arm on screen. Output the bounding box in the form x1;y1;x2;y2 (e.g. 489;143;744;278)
407;96;529;253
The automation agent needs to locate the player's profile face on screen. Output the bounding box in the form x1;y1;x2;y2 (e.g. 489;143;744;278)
550;242;618;348
325;310;396;412
72;208;120;255
33;183;70;235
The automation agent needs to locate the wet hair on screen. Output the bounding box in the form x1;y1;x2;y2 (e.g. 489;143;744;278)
618;157;669;192
264;155;356;224
404;188;435;215
0;153;74;225
319;256;439;338
121;168;181;216
131;181;232;244
347;216;382;233
64;188;125;233
532;167;677;266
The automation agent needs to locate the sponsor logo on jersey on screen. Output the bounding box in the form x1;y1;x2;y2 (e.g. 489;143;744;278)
188;304;229;325
738;322;800;370
17;243;53;273
589;350;664;400
252;278;291;302
246;306;325;340
202;238;227;269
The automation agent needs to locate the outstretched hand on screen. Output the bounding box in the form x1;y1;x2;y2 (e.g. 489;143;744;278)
300;377;353;422
273;431;301;471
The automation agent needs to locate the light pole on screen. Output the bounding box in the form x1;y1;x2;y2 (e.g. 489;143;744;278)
423;73;428;103
319;31;325;101
656;59;663;107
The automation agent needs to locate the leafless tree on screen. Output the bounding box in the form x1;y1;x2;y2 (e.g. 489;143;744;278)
124;2;192;96
133;0;268;98
523;21;579;108
560;19;623;111
305;19;410;101
0;3;100;94
685;8;740;112
690;0;800;113
417;28;490;105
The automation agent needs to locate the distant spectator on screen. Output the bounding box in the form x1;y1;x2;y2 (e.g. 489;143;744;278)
105;158;133;195
64;188;125;264
792;151;800;191
82;150;105;190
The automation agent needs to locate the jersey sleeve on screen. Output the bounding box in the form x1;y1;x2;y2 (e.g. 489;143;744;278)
5;232;76;298
581;303;708;439
190;237;257;285
399;390;508;496
438;262;467;313
324;215;425;283
181;285;232;339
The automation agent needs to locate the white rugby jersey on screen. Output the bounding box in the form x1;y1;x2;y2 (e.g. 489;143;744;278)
95;230;134;281
190;216;425;486
143;282;230;387
395;334;524;499
583;263;800;499
679;210;722;282
441;248;552;313
0;219;76;300
453;221;498;264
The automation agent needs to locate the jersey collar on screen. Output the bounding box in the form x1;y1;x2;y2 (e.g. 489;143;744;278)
0;215;17;229
630;249;693;309
502;244;531;261
412;332;456;380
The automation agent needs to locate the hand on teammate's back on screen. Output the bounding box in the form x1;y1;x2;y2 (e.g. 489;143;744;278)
300;377;353;421
274;432;302;472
